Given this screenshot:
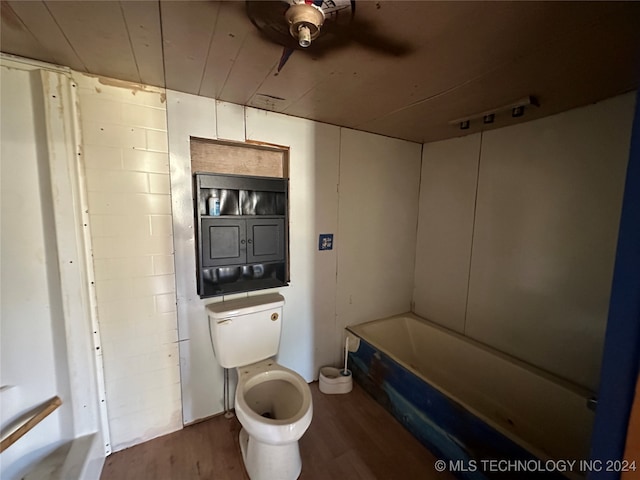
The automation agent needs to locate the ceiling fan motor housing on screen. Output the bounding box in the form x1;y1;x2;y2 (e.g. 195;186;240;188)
285;3;325;47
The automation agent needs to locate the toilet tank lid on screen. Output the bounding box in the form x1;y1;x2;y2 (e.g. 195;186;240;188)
206;293;285;319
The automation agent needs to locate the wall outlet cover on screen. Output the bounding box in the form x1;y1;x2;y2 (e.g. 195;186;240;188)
319;234;334;251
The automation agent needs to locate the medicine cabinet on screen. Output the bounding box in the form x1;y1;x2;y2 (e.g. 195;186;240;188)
194;172;289;298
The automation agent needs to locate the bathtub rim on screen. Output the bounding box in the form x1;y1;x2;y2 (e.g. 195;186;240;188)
347;311;594;399
346;311;593;471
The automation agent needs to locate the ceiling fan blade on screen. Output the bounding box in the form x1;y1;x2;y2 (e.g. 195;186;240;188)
277;47;296;73
322;18;414;57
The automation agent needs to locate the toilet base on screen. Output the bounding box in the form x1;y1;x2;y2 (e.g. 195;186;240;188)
239;428;302;480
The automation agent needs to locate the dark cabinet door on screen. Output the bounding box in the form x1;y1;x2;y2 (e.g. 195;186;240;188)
246;218;285;264
202;218;246;267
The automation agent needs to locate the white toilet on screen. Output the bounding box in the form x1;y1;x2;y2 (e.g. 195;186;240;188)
206;294;313;480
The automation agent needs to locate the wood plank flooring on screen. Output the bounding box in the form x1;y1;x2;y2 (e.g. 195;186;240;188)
100;382;455;480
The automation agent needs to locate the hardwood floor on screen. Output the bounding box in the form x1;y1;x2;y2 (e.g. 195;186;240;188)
101;382;455;480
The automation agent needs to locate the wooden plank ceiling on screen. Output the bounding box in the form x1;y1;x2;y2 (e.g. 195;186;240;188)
1;1;640;143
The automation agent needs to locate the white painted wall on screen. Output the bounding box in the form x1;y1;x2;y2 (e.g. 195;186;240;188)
413;134;480;333
245;108;342;377
413;93;636;391
166;90;225;425
1;58;105;479
466;93;635;390
167;91;422;423
74;73;182;451
336;129;422;331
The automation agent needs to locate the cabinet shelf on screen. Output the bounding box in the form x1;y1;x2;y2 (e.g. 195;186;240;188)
201;277;287;297
201;214;286;219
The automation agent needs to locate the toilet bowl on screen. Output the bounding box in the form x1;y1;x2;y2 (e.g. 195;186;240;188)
235;359;313;480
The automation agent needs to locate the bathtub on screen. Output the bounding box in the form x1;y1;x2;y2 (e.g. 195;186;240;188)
347;313;594;480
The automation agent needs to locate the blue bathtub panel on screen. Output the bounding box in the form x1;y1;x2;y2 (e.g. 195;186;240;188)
349;338;568;480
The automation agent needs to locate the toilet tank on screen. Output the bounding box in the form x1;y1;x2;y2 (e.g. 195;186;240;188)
206;293;285;368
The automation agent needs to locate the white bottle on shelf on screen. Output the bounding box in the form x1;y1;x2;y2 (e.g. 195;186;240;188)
207;189;220;216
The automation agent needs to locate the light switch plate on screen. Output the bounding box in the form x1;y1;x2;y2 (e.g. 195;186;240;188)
319;234;333;251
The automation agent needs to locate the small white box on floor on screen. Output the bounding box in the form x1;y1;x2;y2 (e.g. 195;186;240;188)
319;367;353;394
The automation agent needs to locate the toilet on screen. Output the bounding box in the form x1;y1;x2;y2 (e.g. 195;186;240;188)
206;294;313;480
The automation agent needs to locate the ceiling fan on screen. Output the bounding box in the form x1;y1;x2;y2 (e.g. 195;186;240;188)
246;0;413;71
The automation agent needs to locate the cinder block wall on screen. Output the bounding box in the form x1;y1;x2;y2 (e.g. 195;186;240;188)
75;74;182;451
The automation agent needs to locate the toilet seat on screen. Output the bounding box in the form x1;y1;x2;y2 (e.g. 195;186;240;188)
235;358;313;445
